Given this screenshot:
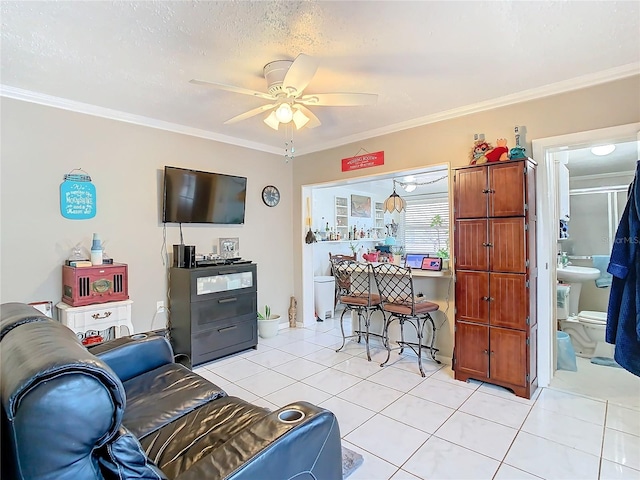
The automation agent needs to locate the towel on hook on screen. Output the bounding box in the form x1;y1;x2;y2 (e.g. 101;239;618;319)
592;255;613;288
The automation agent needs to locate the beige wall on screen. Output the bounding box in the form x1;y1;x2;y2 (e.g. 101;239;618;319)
2;75;638;344
0;98;294;332
292;75;640;359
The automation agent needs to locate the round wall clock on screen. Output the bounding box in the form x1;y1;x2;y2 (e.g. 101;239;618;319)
261;185;280;207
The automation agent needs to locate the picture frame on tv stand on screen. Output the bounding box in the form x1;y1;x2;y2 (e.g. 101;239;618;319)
219;237;239;259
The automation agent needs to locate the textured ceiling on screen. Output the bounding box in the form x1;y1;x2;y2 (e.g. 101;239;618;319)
1;1;639;155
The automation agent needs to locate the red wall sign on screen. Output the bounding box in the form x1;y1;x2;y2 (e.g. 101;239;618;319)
341;151;384;172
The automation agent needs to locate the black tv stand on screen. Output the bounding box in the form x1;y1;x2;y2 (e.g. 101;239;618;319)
169;263;257;367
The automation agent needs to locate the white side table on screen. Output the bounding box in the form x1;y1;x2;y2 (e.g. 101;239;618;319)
56;299;134;340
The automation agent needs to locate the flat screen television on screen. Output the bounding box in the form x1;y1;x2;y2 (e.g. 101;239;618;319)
162;166;247;224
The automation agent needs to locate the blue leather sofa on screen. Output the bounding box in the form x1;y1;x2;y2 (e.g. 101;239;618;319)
0;302;342;479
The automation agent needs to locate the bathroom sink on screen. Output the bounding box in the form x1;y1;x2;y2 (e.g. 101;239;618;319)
557;265;600;282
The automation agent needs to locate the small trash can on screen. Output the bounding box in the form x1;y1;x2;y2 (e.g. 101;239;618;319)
314;276;335;320
556;331;578;371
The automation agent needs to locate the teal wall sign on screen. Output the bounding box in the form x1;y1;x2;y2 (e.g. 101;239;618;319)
60;170;96;220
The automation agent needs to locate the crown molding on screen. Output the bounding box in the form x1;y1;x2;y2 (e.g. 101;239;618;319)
297;63;640;155
0;85;282;155
2;63;638;157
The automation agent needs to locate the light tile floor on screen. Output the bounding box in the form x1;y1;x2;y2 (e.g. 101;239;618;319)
193;318;640;480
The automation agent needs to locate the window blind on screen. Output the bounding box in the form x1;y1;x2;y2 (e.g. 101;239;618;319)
403;195;450;254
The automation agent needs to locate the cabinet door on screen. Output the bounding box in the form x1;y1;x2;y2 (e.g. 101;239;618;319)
455;271;489;324
489;273;528;329
490;217;526;273
455;219;489;270
455;167;487;219
489;327;527;387
489;162;526;217
454;321;489;379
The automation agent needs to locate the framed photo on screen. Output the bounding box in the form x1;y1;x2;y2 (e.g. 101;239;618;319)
350;194;371;218
218;237;240;258
421;257;443;271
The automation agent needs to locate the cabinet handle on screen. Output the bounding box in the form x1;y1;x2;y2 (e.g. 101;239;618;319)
482;242;493;247
482;296;494;302
218;325;237;333
218;297;237;304
483;349;489;355
482;189;495;194
91;311;112;320
490;351;495;356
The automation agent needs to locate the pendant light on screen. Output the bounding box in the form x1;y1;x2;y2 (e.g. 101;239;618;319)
384;181;406;213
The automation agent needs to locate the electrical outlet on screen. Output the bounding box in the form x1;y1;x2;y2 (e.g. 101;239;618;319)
156;301;165;311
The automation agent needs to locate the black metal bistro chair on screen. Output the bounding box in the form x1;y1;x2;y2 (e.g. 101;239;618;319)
332;259;385;361
372;263;441;376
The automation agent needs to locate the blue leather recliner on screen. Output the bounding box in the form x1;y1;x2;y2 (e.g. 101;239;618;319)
0;302;342;480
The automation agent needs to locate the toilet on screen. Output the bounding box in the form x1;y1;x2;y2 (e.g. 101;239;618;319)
560;310;613;358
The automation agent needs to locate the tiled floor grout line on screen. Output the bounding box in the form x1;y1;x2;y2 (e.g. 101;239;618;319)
201;326;637;479
597;401;609;480
488;391;543;480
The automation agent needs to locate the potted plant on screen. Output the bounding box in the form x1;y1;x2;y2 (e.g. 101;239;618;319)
430;214;450;269
257;305;280;339
391;245;405;265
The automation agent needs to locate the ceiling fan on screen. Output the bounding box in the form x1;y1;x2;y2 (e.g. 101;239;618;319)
190;54;377;131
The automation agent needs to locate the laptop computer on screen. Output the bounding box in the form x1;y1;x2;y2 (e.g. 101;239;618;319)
405;253;430;269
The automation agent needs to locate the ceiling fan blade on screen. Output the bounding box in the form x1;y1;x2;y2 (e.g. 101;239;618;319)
295;105;321;129
282;54;319;96
297;92;378;106
224;104;277;124
190;79;274;101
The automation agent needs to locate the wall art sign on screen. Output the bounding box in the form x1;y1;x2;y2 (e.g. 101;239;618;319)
60;169;96;220
341;151;384;172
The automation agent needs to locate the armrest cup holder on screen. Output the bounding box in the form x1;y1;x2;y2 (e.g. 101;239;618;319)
277;409;305;424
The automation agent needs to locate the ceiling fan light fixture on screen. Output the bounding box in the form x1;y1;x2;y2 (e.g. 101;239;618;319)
264;111;280;130
275;103;293;123
292;108;310;129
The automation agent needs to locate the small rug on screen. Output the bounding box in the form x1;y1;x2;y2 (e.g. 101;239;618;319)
342;445;364;479
590;356;622;368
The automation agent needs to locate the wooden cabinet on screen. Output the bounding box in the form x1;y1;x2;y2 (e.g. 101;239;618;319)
453;159;537;398
455;162;527;218
169;263;257;367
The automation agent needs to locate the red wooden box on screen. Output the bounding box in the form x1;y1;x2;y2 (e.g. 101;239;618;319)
62;263;129;307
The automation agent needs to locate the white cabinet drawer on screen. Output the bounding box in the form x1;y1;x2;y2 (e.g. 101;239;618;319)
57;300;134;338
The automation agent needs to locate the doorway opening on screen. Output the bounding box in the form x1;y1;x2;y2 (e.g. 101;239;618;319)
300;163;455;359
532;122;639;407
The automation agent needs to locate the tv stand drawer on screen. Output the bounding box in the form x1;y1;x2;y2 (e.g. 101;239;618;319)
191;292;256;332
191;315;257;366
